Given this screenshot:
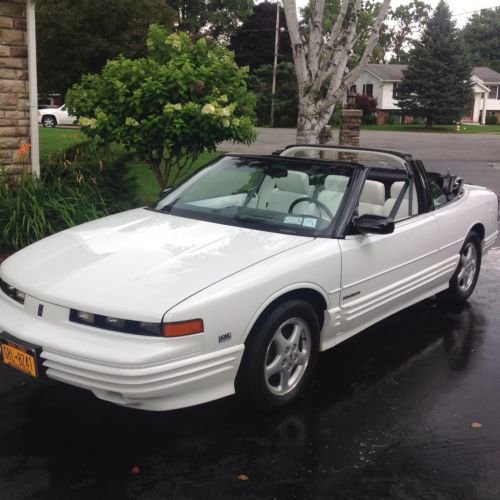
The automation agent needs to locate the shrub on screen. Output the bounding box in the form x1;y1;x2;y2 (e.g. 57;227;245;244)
43;141;140;212
66;25;255;188
485;113;498;125
0;169;109;252
362;114;377;125
355;94;378;117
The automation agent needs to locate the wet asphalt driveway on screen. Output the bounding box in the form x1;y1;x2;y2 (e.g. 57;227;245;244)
2;130;500;499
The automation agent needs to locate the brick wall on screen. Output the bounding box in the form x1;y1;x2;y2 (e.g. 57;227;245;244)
0;0;30;174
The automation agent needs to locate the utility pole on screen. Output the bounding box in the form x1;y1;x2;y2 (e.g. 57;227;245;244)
270;1;280;127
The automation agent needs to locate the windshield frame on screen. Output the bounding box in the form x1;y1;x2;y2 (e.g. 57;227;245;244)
151;153;365;238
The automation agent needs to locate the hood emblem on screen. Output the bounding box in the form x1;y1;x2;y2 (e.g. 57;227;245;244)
37;304;44;317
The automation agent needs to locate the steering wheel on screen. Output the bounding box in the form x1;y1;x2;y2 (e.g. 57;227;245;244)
288;197;334;220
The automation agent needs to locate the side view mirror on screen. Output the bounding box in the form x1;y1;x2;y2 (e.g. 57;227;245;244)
356;214;395;235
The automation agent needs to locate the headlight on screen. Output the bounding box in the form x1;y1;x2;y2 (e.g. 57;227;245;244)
0;278;25;305
70;309;162;336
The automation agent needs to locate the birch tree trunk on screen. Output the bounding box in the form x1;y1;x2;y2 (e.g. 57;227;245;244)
282;0;391;144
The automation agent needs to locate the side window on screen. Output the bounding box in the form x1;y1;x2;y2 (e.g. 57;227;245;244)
356;176;420;222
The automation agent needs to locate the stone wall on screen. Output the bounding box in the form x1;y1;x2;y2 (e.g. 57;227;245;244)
0;0;30;174
339;109;362;161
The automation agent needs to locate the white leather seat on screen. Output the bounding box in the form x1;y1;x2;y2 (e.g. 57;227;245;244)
324;174;349;192
315;174;349;216
358;180;385;216
265;171;310;213
383;181;418;220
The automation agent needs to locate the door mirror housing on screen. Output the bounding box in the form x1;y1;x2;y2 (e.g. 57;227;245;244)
356;214;395;235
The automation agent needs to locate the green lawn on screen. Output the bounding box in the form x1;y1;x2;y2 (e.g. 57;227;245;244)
361;123;500;134
38;127;222;202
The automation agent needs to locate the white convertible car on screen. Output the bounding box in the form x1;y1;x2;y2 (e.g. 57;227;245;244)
0;146;498;411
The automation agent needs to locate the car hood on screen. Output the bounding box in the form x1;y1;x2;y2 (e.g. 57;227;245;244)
1;209;313;321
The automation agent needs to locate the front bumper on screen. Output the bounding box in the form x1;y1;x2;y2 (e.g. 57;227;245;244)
0;291;244;411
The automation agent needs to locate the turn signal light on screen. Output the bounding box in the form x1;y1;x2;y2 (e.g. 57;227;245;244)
162;319;204;337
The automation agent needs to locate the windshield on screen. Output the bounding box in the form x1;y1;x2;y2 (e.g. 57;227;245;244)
154;155;355;236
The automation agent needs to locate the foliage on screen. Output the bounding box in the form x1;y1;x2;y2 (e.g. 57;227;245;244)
462;7;500;73
355;94;378;117
43;141;140;212
387;1;431;63
66;25;256;188
485;114;498;125
169;0;253;39
230;2;292;70
35;0;176;96
301;0;389;64
248;63;298;127
0;168;109;252
396;1;473;128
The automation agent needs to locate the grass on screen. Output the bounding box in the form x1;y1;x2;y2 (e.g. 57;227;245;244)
38;127;222;202
361;123;500;134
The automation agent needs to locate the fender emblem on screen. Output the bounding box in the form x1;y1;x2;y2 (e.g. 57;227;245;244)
37;304;44;317
219;333;232;343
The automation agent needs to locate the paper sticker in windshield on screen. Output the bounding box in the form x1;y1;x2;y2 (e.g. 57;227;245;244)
284;216;303;225
302;218;317;228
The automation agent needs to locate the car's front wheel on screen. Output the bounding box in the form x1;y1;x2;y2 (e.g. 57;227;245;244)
439;231;482;303
42;115;56;128
237;299;320;411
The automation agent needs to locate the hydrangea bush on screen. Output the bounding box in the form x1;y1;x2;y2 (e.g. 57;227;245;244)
66;25;256;187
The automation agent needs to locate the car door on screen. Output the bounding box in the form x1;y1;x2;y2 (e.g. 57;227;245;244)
57;106;72;125
337;175;444;338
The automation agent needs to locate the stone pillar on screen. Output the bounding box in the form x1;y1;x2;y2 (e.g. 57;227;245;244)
339;108;362;161
0;0;30;174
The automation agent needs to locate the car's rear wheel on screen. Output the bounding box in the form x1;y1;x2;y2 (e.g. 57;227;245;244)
42;115;56;128
237;299;320;411
439;231;481;303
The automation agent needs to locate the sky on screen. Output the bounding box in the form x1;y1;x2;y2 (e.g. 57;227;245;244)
292;0;500;26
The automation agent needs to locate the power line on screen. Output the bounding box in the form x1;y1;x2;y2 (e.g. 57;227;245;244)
451;5;500;17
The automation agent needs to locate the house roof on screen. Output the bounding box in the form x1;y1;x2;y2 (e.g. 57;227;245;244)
473;66;500;83
363;64;500;84
364;64;406;81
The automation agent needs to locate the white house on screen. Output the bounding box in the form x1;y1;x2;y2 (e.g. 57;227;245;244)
352;64;500;125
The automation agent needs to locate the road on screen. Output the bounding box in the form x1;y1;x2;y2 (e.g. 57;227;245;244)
1;129;500;499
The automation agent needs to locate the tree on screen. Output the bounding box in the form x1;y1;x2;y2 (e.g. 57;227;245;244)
66;25;256;188
248;63;298;126
462;7;500;73
282;0;391;143
36;0;176;96
230;2;292;70
396;1;473;128
169;0;253;39
387;1;431;63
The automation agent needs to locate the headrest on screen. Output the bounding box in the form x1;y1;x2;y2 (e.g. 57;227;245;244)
360;180;385;205
275;171;310;195
324;175;349;192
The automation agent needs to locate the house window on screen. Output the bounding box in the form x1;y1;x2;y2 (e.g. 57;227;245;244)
362;84;373;97
487;85;499;100
392;83;400;99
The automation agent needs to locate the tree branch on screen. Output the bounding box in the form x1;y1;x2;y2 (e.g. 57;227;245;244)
307;0;326;79
282;0;309;90
327;0;391;106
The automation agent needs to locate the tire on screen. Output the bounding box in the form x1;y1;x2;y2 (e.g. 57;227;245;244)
439;231;482;304
42;115;57;128
237;299;320;411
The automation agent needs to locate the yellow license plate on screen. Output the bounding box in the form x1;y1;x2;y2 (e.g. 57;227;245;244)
1;340;38;377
